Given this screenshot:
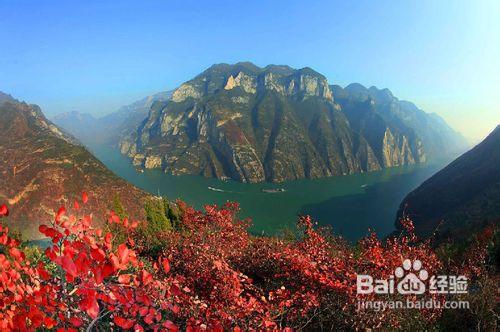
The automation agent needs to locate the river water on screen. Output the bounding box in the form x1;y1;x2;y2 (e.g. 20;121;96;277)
88;144;444;242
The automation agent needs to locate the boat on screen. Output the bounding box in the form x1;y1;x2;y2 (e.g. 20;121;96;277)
208;186;224;192
261;188;286;193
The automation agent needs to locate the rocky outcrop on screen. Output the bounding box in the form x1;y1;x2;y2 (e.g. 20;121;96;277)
172;84;202;102
144;155;162;169
120;62;466;183
381;129;415;167
167;63;333;105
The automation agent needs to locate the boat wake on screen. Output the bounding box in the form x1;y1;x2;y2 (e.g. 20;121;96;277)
207;186;246;194
208;186;225;192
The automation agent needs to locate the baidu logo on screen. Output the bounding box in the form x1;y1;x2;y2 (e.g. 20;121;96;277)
395;259;427;294
357;258;467;295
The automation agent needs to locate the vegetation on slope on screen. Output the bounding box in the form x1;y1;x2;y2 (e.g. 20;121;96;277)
396;125;500;240
0;192;497;331
0;98;149;238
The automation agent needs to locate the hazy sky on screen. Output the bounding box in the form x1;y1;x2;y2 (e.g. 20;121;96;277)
1;0;498;143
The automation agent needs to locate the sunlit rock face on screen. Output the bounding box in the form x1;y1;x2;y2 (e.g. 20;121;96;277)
120;62;466;183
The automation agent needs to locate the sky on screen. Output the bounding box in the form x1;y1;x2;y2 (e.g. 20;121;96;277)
1;0;499;143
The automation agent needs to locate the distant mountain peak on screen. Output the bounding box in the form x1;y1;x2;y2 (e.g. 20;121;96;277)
345;82;368;91
172;62;334;104
52;90;172;146
0;91;16;104
53;111;96;122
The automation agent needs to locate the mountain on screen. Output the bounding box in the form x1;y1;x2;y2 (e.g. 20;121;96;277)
0;91;15;103
395;125;500;239
50;111;98;143
0;93;149;239
331;84;467;160
52;90;172;146
120;62;467;183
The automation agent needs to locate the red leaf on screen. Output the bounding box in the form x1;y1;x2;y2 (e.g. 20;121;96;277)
114;316;135;329
55;206;66;223
61;255;78;277
73;200;80;210
161;258;171;274
70;317;83;327
44;316;57;328
86;297;99;319
0;204;8;217
165;321;177;330
104;232;113;246
101;262;115;278
9;247;24;261
111;214;120;224
37;262;50;280
39;224;47;234
118;274;131;284
141;270;153;285
82;191;89;204
90;248;105;262
117;243;129;264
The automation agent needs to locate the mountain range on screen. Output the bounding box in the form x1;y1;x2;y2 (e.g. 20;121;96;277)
0;93;149;238
396;125;500;240
52;90;172;146
1;64;495;243
116;62;467;182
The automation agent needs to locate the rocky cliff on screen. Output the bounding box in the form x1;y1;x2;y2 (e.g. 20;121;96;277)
120;62;467;183
331;84;466;163
0;94;150;239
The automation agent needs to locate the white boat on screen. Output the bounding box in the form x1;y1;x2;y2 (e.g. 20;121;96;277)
262;188;286;193
208;186;224;192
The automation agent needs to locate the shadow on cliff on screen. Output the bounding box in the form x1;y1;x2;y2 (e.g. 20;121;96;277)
298;165;442;243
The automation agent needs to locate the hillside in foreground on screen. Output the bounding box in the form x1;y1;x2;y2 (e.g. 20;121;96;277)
0;195;496;331
0;93;149;238
396;125;500;239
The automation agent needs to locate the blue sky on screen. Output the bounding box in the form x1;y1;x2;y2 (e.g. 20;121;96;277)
1;0;498;142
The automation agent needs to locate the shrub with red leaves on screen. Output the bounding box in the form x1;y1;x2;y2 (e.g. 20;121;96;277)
0;194;496;331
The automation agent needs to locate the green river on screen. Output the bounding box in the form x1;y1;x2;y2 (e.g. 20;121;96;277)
88;144;445;242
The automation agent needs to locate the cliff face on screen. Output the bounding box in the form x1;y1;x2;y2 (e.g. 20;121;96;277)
0;96;149;238
120;62;466;183
395;125;500;240
331;84;466;163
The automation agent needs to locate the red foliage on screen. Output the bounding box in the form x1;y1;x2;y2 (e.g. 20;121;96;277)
0;198;180;331
0;204;8;217
0;196;495;330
